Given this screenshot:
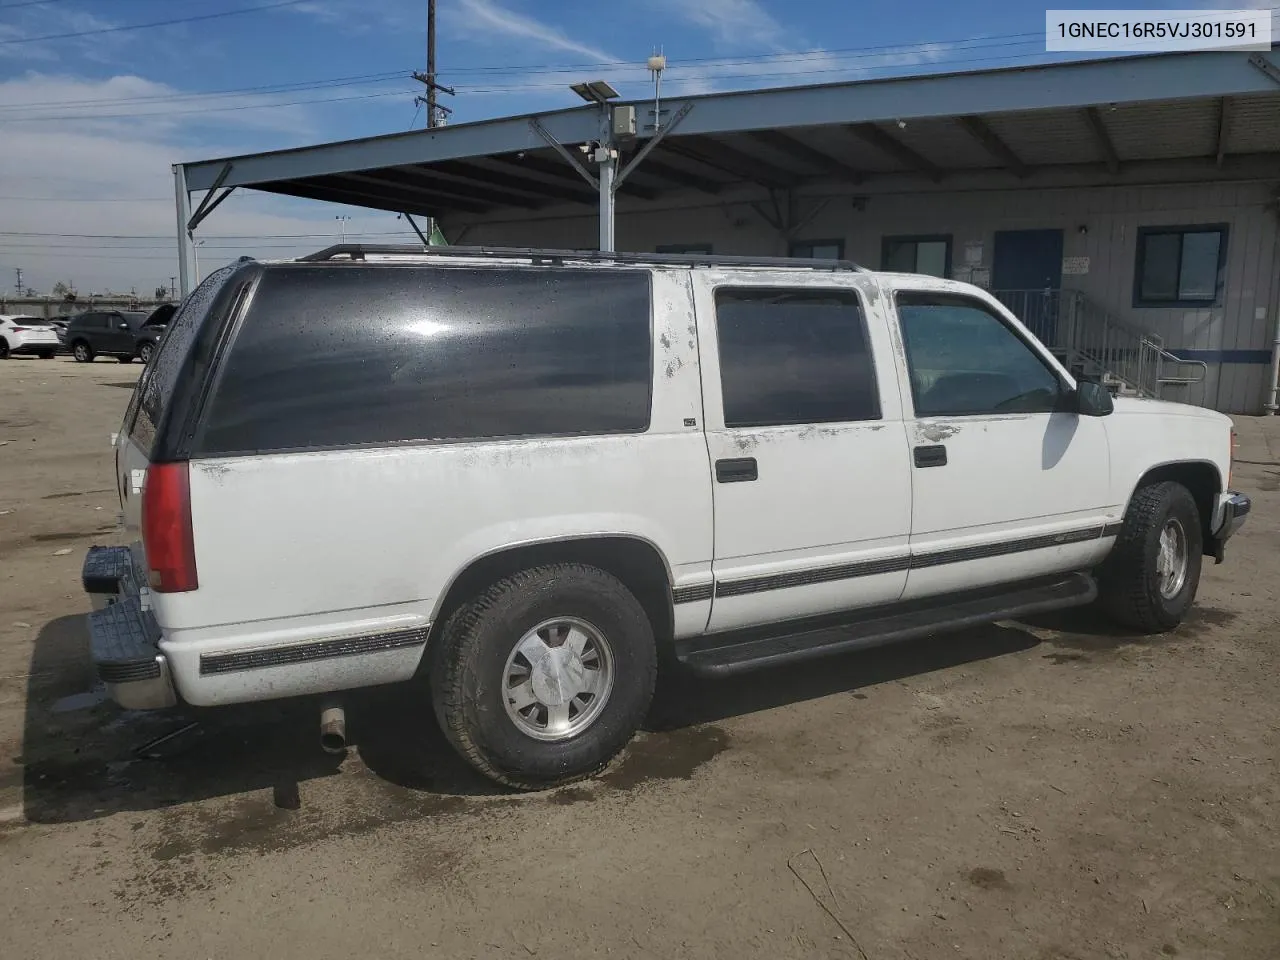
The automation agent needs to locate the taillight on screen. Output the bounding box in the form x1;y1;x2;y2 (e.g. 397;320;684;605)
141;462;198;592
11;327;26;333
1229;429;1237;487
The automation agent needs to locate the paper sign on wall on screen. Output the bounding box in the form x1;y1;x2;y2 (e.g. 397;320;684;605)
964;241;984;265
1062;256;1090;275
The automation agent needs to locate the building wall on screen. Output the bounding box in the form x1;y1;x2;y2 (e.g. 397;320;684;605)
459;180;1279;414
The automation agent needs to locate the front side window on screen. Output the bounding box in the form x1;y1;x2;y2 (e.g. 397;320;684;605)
714;287;879;428
896;292;1063;417
1134;225;1227;306
883;235;952;278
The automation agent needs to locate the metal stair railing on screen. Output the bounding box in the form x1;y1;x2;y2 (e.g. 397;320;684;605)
992;288;1206;398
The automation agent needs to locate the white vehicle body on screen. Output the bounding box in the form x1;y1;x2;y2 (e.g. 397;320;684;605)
0;315;60;357
83;248;1248;786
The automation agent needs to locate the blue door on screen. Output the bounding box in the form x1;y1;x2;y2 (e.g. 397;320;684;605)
992;229;1064;345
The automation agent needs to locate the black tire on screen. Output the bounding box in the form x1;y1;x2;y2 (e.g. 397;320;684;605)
429;562;657;790
138;342;154;364
71;341;94;363
1098;481;1202;632
117;355;133;364
0;339;9;360
38;350;55;359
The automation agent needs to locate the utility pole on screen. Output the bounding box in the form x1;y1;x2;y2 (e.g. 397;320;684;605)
412;1;454;128
14;267;22;297
169;277;176;299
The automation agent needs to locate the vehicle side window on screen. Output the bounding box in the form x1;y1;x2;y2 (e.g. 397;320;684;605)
195;266;653;455
895;292;1063;417
714;287;879;428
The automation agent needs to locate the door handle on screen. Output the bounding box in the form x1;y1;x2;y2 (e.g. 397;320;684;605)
913;444;947;468
715;457;758;483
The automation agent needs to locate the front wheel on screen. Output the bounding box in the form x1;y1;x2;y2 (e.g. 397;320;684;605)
72;341;94;363
1098;481;1203;632
138;342;154;364
429;563;657;790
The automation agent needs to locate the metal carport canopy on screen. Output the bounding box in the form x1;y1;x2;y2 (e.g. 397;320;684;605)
174;46;1280;292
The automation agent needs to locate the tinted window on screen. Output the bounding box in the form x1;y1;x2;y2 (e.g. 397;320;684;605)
196;266;653;455
896;293;1062;417
127;264;242;455
883;236;951;278
714;287;878;428
1135;225;1226;306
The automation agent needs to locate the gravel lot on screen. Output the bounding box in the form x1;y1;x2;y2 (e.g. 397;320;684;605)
1;357;1277;960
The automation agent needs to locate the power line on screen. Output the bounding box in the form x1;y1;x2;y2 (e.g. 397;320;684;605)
0;70;408;113
0;0;312;46
0;87;418;123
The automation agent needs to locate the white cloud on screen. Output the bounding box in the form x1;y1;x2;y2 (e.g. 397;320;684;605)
448;0;618;63
650;0;789;51
0;74;414;295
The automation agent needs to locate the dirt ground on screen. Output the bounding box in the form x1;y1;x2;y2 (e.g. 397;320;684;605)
0;357;1277;960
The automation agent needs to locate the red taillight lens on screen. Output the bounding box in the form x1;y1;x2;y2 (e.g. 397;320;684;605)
11;327;26;333
141;462;198;593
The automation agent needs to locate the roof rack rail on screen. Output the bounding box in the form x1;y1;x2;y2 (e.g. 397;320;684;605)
296;244;867;272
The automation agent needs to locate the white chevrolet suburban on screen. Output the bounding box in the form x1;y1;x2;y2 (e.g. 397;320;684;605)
82;246;1250;789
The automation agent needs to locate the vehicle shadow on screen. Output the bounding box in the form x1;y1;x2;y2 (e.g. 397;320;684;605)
18;614;1045;823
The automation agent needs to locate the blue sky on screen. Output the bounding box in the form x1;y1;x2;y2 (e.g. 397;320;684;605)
0;0;1273;291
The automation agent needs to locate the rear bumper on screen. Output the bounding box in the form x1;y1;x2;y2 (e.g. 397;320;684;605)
82;545;178;710
1210;491;1251;563
9;337;59;354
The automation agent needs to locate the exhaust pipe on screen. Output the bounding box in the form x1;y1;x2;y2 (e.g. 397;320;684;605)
319;703;347;754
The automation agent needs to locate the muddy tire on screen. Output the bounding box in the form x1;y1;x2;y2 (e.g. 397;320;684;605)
1098;481;1202;633
72;341;93;363
429;562;657;790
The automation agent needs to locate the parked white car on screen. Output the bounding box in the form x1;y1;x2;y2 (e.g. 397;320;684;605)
0;315;60;359
83;247;1250;789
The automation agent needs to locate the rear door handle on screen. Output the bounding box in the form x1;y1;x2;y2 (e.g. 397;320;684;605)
913;444;947;468
715;457;758;483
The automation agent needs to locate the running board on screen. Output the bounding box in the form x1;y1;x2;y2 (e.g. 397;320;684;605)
675;572;1097;677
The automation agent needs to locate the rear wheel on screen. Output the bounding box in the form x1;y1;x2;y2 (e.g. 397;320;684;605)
72;341;94;363
1098;481;1202;632
0;339;9;360
429;562;657;790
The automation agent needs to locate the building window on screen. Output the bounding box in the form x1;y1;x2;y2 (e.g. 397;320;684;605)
895;292;1062;417
714;287;880;428
657;243;712;254
789;239;845;260
1134;225;1228;307
882;235;952;278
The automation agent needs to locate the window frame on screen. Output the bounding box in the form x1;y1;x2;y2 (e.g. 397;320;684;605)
656;243;713;255
881;234;953;279
788;239;845;260
712;283;882;429
892;289;1070;419
1132;223;1229;308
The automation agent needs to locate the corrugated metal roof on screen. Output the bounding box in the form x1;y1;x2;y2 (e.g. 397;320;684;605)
1224;92;1280;154
1104;97;1219;160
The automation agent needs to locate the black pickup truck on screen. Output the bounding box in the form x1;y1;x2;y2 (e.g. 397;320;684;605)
65;304;174;364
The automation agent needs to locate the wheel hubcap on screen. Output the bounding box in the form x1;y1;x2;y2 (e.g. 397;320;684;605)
75;345;87;360
502;617;614;742
1155;517;1189;600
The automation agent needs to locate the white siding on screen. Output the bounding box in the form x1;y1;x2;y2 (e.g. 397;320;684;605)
458;180;1278;414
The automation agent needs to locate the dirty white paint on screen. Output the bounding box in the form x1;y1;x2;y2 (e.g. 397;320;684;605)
123;259;1235;710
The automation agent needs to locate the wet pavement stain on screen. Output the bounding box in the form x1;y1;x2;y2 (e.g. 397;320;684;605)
967;867;1012;890
546;786;596;806
1043;652;1089;665
599;725;730;791
1034;604;1238;653
30;528;115;542
41;489;111;500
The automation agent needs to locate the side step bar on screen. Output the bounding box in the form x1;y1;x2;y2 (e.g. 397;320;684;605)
675;572;1096;677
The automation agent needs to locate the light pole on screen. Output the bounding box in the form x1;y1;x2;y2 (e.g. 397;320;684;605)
335;215;352;243
193;238;206;284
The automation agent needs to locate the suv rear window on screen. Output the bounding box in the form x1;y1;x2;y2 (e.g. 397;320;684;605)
125;264;242;455
195;265;653;455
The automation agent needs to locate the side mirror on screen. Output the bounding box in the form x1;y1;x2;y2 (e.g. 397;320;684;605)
1074;379;1114;417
